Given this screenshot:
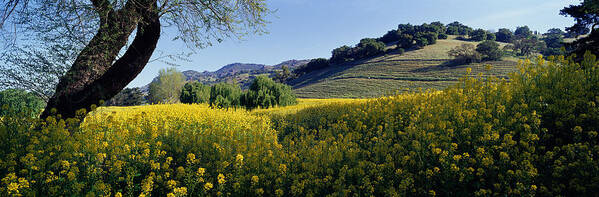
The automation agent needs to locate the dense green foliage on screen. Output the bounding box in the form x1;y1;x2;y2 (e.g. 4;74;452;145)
294;58;331;75
446;21;473;35
0;89;45;117
209;83;242;109
469;29;488;41
541;30;565;56
495;28;514;43
514;26;533;39
448;44;482;64
180;82;211;104
148;68;186;104
241;76;297;110
476;40;503;61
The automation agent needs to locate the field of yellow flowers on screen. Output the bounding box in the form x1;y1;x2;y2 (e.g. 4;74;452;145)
0;53;598;196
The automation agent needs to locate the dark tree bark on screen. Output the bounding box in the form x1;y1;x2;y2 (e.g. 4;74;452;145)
40;1;160;120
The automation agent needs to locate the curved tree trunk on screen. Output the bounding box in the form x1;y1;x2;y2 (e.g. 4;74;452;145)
40;2;160;120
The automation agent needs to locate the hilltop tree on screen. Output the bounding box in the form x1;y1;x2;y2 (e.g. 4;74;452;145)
495;28;514;43
561;0;599;57
397;34;414;49
331;45;354;63
448;44;482;64
512;37;545;56
541;29;566;56
354;38;386;59
379;30;401;44
470;29;488;41
0;0;269;119
446;21;472;35
476;40;503;61
515;26;533;39
148;68;185;104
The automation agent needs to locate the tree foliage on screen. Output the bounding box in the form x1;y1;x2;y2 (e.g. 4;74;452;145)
495;28;514;43
180;81;210;104
0;89;45;117
209;83;242;109
469;29;488;41
561;0;599;57
514;26;533;39
240;76;296;110
446;21;473;35
448;44;482;64
148;68;185;104
476;40;503;61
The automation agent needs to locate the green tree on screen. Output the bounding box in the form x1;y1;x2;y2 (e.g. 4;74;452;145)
561;0;599;57
180;81;210;104
0;0;269;120
331;45;354;63
448;44;482;64
397;34;414;49
0;89;45;117
209;83;242;109
240;76;296;110
105;88;144;106
514;26;533;39
495;28;514;43
274;65;293;83
541;29;565;56
469;29;487;41
476;40;503;61
486;33;496;41
355;38;386;59
148;68;185;104
512;37;545;56
379;30;401;44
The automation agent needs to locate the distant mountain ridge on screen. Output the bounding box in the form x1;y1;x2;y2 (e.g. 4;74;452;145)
141;59;309;93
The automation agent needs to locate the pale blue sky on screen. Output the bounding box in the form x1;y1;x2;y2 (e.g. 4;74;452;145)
128;0;579;87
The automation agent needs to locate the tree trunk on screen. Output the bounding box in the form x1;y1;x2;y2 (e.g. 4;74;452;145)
40;3;160;120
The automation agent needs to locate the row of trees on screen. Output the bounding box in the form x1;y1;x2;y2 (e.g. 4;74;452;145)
181;75;297;110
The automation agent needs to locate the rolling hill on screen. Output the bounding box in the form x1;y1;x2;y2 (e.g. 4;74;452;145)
289;36;520;98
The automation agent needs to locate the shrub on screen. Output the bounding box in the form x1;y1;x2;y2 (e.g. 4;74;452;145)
448;44;482;64
0;89;45;117
209;83;242;109
180;81;210;104
476;40;503;61
240;76;297;110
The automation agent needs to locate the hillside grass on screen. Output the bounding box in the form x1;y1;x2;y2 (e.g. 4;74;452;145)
291;36;519;98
